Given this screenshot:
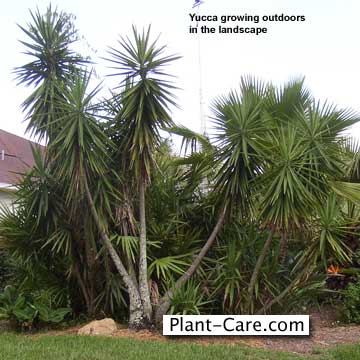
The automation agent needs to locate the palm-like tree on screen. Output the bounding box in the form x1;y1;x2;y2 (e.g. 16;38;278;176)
13;5;103;315
154;77;267;322
106;25;180;321
159;78;359;316
248;81;359;302
14;7;148;326
50;71;151;327
15;5;86;142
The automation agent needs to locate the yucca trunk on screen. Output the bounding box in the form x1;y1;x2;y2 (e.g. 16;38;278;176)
101;233;147;329
84;179;148;328
154;207;227;325
138;177;152;321
248;224;276;299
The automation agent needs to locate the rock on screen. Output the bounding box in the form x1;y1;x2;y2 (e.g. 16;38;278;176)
77;318;117;336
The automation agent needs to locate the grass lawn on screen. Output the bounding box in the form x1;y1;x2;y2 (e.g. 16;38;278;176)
0;333;359;359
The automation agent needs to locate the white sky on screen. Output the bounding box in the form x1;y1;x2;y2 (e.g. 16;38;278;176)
1;0;360;141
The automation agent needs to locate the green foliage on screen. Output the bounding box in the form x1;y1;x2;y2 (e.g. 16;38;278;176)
317;194;353;268
49;70;117;208
2;7;126;319
0;285;34;322
148;255;189;281
5;3;360;326
106;25;180;180
0;251;10;291
258;126;318;227
169;279;211;315
15;4;86;141
212;77;266;212
0;285;70;329
210;239;244;314
341;280;360;324
35;303;71;324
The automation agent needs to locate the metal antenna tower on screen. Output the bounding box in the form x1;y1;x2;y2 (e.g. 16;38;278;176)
194;1;206;137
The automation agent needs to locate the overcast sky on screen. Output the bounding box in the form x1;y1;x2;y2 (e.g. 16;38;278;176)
1;0;360;142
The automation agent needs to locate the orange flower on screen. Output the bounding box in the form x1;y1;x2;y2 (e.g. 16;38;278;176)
327;264;340;274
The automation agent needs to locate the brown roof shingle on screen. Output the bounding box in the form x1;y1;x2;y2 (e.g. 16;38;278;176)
0;129;44;185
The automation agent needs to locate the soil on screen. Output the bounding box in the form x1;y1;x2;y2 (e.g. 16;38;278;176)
2;307;360;355
112;307;360;355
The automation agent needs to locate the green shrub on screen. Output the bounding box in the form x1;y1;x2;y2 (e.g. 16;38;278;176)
0;285;71;330
169;279;212;315
0;251;10;291
341;279;360;323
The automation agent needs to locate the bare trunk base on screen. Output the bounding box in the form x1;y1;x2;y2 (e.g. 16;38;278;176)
128;290;153;330
139;177;152;323
154;295;171;326
129;309;152;330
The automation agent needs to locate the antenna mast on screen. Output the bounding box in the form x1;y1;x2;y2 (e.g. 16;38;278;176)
194;1;206;136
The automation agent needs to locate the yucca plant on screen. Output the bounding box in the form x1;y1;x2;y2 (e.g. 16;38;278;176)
247;82;359;301
106;25;180;323
15;4;86;142
316;194;354;269
154;77;266;322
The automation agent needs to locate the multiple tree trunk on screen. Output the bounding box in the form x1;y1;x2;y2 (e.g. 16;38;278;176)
84;179;148;328
86;174;286;326
85;171;228;328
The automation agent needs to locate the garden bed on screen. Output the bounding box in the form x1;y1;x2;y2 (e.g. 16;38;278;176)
12;307;358;355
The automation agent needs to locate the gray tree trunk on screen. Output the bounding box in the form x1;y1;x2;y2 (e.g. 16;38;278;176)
155;207;227;325
138;178;152;321
84;179;147;329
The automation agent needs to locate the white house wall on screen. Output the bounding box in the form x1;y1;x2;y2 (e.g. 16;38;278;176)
0;191;14;208
0;183;16;213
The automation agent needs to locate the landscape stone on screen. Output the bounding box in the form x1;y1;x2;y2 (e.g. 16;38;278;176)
77;318;117;336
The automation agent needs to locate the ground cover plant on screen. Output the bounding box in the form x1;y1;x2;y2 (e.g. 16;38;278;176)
1;3;360;331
